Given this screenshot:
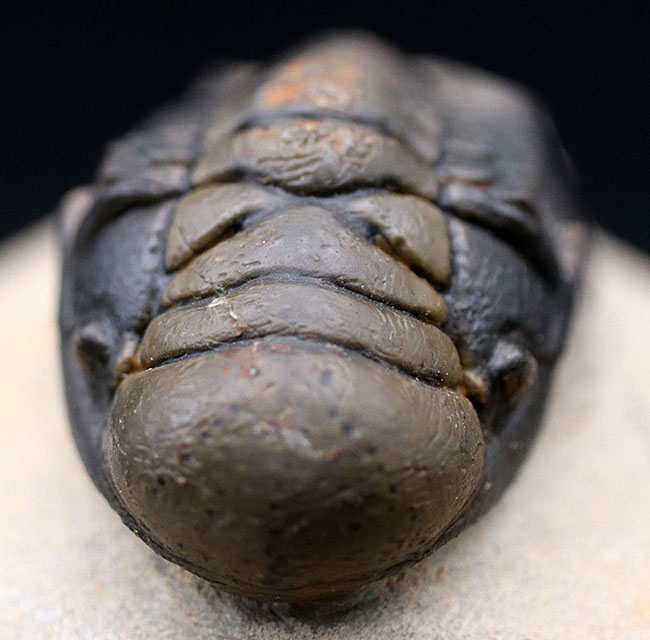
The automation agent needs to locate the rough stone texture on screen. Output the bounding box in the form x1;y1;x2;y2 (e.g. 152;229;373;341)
1;222;648;638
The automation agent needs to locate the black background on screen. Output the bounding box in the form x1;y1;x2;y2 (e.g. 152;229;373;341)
2;3;648;252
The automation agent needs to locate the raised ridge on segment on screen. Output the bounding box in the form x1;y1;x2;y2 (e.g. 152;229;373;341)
192;118;439;198
165;183;283;270
141;279;462;385
161;206;447;324
346;193;450;286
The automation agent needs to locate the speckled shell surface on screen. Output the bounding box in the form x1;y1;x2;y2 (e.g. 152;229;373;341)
59;32;587;602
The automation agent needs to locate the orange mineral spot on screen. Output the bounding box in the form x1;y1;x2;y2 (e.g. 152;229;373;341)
261;81;307;107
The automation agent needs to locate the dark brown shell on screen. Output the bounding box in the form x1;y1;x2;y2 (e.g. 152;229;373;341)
59;32;587;602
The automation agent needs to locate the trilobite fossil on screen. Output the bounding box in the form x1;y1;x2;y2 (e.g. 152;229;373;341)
59;32;588;602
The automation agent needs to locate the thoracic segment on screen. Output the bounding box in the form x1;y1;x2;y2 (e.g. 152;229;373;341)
141;279;463;385
192;118;439;198
165;183;281;270
346;193;449;285
166;185;450;284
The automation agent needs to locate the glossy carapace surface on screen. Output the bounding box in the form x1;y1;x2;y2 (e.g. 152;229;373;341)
60;33;586;602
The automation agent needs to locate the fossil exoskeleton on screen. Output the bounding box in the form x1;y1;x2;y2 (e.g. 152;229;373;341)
59;32;588;602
